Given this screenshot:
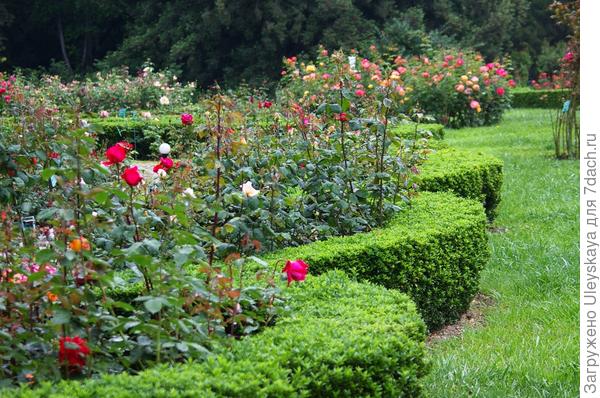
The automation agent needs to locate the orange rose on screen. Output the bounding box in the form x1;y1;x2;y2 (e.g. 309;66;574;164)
69;237;91;252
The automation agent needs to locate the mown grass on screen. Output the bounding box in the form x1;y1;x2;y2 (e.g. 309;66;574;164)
423;109;579;397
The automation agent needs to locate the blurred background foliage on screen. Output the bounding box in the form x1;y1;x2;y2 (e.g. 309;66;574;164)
0;0;568;86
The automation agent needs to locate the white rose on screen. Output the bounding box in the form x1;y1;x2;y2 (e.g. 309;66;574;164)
183;188;197;199
241;181;260;197
159;96;170;105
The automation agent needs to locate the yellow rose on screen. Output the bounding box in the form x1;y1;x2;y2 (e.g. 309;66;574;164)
306;65;316;73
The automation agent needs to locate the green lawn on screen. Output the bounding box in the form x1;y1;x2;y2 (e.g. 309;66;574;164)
424;109;579;397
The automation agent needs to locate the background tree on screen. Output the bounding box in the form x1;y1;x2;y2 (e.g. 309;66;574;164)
0;0;570;86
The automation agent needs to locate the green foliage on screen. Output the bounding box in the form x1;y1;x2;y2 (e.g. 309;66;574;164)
511;88;570;108
89;116;184;159
2;1;569;87
390;123;445;140
263;192;489;330
418;147;503;220
1;271;429;397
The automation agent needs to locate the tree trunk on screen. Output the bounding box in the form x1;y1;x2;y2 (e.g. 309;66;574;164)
57;17;72;73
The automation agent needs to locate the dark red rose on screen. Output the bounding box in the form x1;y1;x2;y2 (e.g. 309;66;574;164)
59;336;90;368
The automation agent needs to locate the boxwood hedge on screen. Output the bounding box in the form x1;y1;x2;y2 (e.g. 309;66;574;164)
263;191;489;331
390;123;445;140
418;148;503;221
89;116;181;159
510;88;569;108
2;271;428;398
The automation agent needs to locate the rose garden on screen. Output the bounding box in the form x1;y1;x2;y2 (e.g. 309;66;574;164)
0;2;580;397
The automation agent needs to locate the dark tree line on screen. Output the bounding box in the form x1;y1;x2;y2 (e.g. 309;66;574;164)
0;0;568;85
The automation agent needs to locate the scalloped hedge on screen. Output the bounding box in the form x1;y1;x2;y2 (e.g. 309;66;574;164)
511;88;569;108
418;148;503;221
2;271;428;398
263;191;489;331
102;191;488;331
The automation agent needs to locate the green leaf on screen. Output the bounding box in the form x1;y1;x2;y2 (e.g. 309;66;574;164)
144;297;164;314
51;309;71;325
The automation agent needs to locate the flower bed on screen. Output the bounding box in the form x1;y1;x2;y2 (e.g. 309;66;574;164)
1;271;428;398
98;191;487;332
261;191;489;331
418;148;503;221
510;88;570;108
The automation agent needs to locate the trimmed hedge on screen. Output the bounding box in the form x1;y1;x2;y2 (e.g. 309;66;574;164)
89;116;182;159
511;88;569;108
2;271;428;398
418;148;503;221
263;191;489;331
390;123;445;140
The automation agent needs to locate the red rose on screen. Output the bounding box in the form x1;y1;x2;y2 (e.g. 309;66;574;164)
283;259;309;286
495;87;505;96
59;336;90;368
181;113;193;126
121;166;143;186
335;113;348;122
103;144;127;166
153;157;174;173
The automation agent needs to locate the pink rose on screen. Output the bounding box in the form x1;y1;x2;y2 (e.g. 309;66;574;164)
282;259;309;286
470;100;480;109
181;113;193;126
355;89;366;97
495;68;508;78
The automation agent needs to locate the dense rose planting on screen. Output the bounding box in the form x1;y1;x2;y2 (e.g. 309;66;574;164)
279;47;513;127
0;59;431;386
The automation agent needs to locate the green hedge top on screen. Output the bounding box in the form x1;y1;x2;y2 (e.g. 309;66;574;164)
262;191;489;330
418;147;504;221
3;271;428;398
390;123;445;140
510;88;570;109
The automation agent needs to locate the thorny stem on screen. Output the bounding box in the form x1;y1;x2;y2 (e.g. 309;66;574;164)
208;93;223;274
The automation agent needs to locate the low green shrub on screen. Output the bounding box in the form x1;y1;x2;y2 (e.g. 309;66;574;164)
263;192;489;331
2;271;428;398
89;116;183;159
390;123;445;140
511;88;569;108
418;148;503;221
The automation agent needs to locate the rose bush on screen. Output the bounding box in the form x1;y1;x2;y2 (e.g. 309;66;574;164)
279;47;513;128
